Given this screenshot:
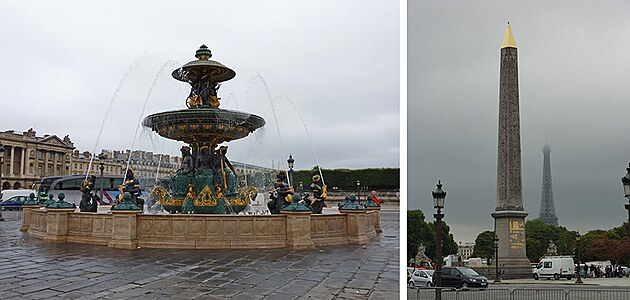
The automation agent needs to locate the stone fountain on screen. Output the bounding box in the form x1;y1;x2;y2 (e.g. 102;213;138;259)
21;45;381;250
143;45;264;214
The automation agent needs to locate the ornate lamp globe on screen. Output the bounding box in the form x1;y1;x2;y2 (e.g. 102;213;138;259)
622;163;630;198
432;180;446;209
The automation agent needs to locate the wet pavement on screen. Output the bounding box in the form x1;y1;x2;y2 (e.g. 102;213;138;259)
0;210;399;299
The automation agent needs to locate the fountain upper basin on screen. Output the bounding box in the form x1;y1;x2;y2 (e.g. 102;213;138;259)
142;108;265;144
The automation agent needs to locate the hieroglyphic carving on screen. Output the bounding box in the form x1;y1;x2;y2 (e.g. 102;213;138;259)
496;47;524;211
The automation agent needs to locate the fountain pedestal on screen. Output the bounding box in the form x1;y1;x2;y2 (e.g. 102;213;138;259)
44;208;76;242
108;210;142;249
20;204;40;232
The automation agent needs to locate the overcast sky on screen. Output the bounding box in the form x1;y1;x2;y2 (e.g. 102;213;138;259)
409;1;630;243
0;1;399;171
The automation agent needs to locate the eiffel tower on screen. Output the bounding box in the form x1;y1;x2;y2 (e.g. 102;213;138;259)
539;143;559;226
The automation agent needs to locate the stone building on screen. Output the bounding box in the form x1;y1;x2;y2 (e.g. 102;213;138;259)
70;150;124;176
0;128;75;190
457;242;475;260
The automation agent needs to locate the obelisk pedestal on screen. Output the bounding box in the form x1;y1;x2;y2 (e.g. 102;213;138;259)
492;23;532;278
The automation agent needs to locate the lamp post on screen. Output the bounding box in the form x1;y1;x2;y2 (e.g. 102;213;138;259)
287;155;294;190
622;163;630;226
575;231;583;284
494;235;501;282
432;180;446;300
356;180;361;201
299;182;303;194
98;154;106;202
0;144;5;222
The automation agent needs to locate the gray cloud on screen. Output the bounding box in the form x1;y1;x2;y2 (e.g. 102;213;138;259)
409;0;630;242
0;0;399;171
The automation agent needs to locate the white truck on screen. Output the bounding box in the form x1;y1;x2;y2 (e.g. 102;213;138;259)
533;256;575;280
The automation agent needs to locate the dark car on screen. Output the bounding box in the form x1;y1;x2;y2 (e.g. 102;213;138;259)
432;267;488;289
0;195;28;211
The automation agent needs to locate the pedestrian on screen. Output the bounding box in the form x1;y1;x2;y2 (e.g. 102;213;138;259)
369;190;383;205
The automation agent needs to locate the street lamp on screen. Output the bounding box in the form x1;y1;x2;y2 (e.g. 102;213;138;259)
356;180;361;201
98;153;106;203
287;155;294;189
494;235;501;282
432;180;446;300
575;231;583;284
299;181;303;194
0;144;5;222
622;163;630;224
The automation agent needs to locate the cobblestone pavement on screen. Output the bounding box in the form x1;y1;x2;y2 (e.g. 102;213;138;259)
0;211;399;299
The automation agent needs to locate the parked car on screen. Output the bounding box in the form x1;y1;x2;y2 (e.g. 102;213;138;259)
618;266;629;277
0;195;28;211
409;269;434;288
0;189;36;202
407;267;415;282
533;256;574;280
432;267;488;289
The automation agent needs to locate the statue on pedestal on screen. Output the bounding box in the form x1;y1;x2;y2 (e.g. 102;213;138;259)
309;175;326;214
267;170;293;214
544;240;558;257
79;176;98;212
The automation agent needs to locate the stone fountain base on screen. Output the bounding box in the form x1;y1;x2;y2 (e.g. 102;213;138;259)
21;206;381;250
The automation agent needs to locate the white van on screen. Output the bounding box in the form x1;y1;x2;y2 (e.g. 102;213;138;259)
0;189;36;201
533;256;575;280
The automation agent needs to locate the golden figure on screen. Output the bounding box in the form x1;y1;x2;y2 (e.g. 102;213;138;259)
214;185;224;199
186;95;203;108
209;96;220;108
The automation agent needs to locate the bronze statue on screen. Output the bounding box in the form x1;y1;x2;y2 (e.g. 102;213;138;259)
196;146;214;170
79;178;97;212
213;146;237;195
309;175;326;214
267;170;293;214
115;168;144;209
177;146;195;176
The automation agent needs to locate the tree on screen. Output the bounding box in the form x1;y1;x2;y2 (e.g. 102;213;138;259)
525;219;577;262
407;209;458;264
471;231;495;259
408;209;432;261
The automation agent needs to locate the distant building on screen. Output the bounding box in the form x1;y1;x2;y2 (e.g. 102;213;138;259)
70;150;124;176
0;128;75;190
458;242;475;260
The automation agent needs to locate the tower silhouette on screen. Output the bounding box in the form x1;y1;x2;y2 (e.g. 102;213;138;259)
539;144;559;226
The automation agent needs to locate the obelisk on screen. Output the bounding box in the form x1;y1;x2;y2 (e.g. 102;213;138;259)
491;23;531;276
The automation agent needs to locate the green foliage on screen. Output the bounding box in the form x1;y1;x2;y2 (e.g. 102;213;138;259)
525;219;577;262
471;231;495;259
293;167;400;190
407;209;458;264
579;223;630;265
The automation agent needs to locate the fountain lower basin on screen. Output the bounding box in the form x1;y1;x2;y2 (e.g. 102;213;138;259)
142;108;265;144
21;206;382;250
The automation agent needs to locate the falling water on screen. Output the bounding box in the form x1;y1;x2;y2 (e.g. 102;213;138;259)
225;92;239;109
124;60;177;182
252;73;290;185
85;57;144;180
279;95;326;185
